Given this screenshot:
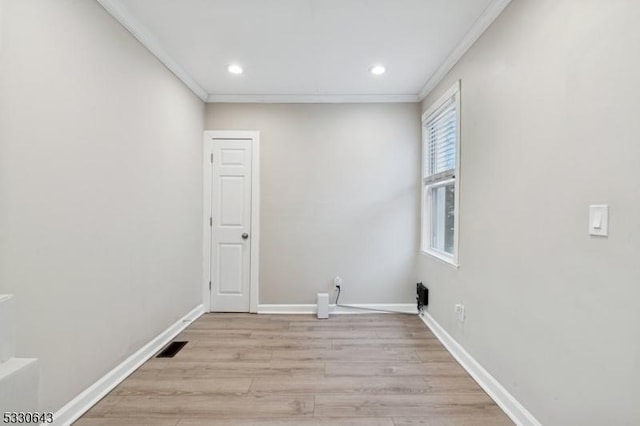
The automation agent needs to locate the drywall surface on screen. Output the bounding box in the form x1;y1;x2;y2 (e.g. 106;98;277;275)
206;103;420;304
0;0;204;412
418;0;640;424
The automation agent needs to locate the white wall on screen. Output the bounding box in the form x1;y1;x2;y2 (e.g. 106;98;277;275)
418;0;640;424
0;0;4;61
206;103;420;304
0;0;204;412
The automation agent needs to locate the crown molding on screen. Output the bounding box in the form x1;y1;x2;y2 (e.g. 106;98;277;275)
98;0;508;104
418;0;512;101
96;0;417;104
206;94;419;104
96;0;208;101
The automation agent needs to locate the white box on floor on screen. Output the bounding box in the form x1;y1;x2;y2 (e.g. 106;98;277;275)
317;293;329;319
0;358;39;413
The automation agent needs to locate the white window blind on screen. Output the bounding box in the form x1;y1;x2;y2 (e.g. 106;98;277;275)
424;97;457;183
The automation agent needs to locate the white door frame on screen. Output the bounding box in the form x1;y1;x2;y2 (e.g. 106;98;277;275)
203;130;260;313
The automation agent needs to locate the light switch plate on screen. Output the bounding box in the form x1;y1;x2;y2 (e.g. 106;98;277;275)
589;205;609;237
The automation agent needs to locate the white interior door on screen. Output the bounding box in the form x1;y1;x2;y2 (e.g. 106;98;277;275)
210;138;252;312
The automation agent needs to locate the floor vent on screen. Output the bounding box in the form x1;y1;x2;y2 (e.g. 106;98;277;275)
156;341;187;358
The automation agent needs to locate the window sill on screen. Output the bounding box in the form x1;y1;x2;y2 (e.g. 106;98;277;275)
419;249;459;269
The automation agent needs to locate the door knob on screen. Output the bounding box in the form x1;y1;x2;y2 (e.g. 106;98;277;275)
241;233;249;240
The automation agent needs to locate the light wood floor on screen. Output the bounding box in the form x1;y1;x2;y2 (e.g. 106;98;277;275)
76;313;513;425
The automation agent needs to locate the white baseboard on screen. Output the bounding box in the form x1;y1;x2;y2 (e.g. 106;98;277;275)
419;311;541;426
52;304;204;426
257;304;316;314
334;304;417;314
257;303;417;315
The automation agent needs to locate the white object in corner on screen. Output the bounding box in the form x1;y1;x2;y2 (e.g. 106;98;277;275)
589;204;609;236
0;295;15;362
0;294;39;414
419;311;541;426
52;304;204;426
0;358;39;413
317;293;329;319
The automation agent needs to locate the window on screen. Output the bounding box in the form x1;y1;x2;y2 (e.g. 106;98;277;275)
421;81;460;265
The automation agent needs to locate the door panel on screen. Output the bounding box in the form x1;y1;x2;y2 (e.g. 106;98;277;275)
218;176;245;226
218;244;244;294
210;139;252;312
220;148;245;165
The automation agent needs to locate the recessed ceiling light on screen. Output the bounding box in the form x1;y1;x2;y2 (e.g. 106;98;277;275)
228;64;243;75
370;65;386;75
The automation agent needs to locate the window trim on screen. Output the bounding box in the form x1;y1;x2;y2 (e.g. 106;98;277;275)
420;80;461;267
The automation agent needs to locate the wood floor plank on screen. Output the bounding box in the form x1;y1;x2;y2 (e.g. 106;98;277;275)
287;315;424;329
176;329;253;338
249;329;381;339
171;347;273;362
331;338;445;350
392;406;513;425
289;319;427;327
74;417;179;426
270;348;420;362
76;313;512;425
193;338;332;350
250;376;430;394
261;314;317;322
187;320;289;331
112;376;253;396
136;360;325;378
314;393;495;417
325;361;469;377
376;330;437;339
178;417;394;426
102;395;314;418
289;321;426;331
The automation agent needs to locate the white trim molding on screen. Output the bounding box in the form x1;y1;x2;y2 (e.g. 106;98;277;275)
257;304;316;314
420;80;461;267
202;137;212;314
96;0;509;104
52;305;204;426
419;311;541;426
207;94;420;104
418;0;512;100
257;304;417;315
96;0;208;101
421;80;460;121
96;0;508;104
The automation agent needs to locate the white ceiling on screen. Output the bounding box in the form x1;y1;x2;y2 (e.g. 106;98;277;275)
98;0;510;102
